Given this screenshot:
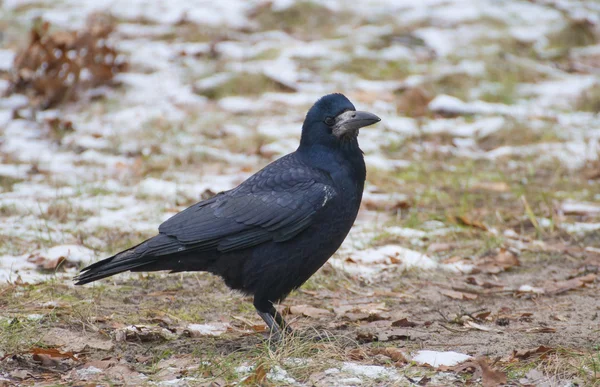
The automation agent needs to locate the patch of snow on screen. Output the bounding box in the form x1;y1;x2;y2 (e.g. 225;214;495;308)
518;285;545;294
413;350;472;367
0;164;30;179
235;365;254;374
364;155;411;171
561;200;600;215
218;97;271;113
76;366;103;380
384;116;419;135
386;227;427;239
561;223;600;234
39;245;96;264
186;322;229;337
341;362;399;380
0;50;15;71
267;366;297;384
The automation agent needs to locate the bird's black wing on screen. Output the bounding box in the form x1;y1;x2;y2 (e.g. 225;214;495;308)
157;158;337;253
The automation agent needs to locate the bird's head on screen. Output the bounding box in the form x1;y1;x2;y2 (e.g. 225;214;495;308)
299;93;380;149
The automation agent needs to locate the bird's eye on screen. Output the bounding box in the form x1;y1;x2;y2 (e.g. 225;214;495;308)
324;117;335;126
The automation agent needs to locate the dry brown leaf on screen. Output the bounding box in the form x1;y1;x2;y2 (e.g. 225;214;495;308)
42;328;113;352
32;353;61;367
551;314;568;322
26;253;76;271
510;346;554;361
452;215;488;231
545;273;597;295
286;305;333;318
452;357;506;387
333;302;387;316
397;86;433;117
475;249;520;274
371;347;408;363
373;328;428;342
479;358;507;387
464;321;503;333
475;311;492;320
347;348;367;360
469;182;510;193
9;370;32;380
242;363;268;385
391;318;418;327
30;347;77;361
115;325;176;342
71;359;145;384
524;327;556;333
466;277;505;288
439;289;478;300
8;14;127;109
363;194;411;212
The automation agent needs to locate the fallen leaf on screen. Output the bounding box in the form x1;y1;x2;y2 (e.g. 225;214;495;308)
286;305;333;318
510;346;554;361
392;318;418;327
551;314;568;322
42;328;113;352
363;193;411;212
469;182;510;193
545;273;597;295
464;321;503;334
184;322;230;337
524;327;556;333
115;325;176;342
8;15;127;109
466;277;505;288
375;328;428;342
453;357;507;387
32;353;61;367
27;254;73;271
30;347;77;361
427;242;456;253
452;215;487;231
9;370;32;380
242;363;267;385
371;347;408;363
560;200;600;215
474;311;492;320
475;249;520;274
348;348;367;360
333;302;387;316
439;289;478;300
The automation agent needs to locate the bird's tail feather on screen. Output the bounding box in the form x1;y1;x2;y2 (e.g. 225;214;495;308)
74;239;158;285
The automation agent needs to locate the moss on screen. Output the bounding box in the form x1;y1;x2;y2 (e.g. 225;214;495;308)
251;1;351;39
576;83;600;113
195;72;294;100
548;19;598;50
477;119;561;151
335;57;411;80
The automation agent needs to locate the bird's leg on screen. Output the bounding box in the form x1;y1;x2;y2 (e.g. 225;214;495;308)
256;305;293;341
257;310;283;341
271;306;293;334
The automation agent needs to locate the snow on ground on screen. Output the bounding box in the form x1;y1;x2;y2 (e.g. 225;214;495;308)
1;0;599;384
1;0;597;303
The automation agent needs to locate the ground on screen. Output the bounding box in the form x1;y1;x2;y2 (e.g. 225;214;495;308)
1;0;600;386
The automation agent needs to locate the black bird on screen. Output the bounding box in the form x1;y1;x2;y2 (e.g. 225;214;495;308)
75;93;380;338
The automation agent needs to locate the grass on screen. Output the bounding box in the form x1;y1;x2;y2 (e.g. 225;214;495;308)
194;72;295;100
2;2;600;386
334;57;411;81
576;83;600;113
251;1;354;40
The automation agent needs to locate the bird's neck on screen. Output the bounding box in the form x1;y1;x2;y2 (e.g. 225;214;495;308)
298;140;366;187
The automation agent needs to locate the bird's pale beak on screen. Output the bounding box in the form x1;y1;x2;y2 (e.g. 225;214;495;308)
333;110;381;138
